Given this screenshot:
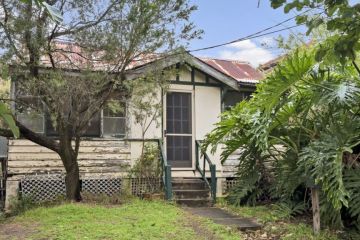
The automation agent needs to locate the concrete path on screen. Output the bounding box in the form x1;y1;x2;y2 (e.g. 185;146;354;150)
184;207;262;231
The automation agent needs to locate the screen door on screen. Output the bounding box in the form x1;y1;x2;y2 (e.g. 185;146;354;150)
166;92;192;168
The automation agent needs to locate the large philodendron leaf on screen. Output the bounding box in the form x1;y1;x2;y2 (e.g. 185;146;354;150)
318;81;360;107
254;48;315;114
299;115;360;210
0;103;19;138
344;168;360;230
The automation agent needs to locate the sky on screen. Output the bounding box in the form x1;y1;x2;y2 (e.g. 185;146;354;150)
187;0;307;67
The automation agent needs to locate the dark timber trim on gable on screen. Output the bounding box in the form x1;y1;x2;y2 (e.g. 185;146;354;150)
169;65;224;87
125;52;240;91
169;80;221;87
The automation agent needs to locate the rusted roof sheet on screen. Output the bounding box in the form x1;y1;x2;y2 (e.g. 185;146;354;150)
200;58;264;84
258;55;284;74
37;41;262;87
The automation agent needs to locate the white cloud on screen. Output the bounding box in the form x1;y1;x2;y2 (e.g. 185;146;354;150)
218;39;275;67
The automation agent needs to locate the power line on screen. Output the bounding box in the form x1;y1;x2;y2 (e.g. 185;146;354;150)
188;24;303;53
56;9;313;64
187;9;311;53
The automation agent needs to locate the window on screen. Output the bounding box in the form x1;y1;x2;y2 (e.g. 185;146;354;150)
16;96;126;138
16;96;45;134
102;100;126;138
223;90;253;111
45;110;101;137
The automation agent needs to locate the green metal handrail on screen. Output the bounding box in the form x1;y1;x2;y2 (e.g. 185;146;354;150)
195;140;217;204
157;139;172;200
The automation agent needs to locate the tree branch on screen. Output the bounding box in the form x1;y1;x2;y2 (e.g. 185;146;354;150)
16;119;60;153
50;1;117;39
352;61;360;76
0;119;60;153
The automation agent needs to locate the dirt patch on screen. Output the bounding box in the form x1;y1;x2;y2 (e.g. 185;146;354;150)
0;222;39;240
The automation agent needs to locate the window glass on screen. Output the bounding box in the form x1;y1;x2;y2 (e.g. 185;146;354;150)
45;112;101;137
84;112;101;137
16;97;44;133
103;100;126;137
16;94;126;138
223;91;253;111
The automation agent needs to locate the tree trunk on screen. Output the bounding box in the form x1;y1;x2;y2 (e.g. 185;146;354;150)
61;153;81;201
311;187;320;234
59;125;82;201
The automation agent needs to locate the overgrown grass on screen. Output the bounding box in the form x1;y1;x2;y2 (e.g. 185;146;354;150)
217;198;338;240
0;199;243;240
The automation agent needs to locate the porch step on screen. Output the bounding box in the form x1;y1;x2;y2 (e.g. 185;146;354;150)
177;199;212;207
173;189;209;199
171;178;212;207
172;178;207;190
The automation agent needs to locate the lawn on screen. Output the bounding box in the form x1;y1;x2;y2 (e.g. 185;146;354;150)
0;198;345;240
0;199;242;240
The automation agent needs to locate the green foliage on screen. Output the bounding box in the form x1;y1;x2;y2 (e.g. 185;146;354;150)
130;143;162;194
344;168;360;230
130;144;161;179
204;45;360;231
0;103;19;138
226;172;264;206
270;0;360;64
0;77;18;138
272;200;307;220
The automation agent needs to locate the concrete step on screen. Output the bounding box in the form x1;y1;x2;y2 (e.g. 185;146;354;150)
171;178;208;190
173;189;210;199
176;199;212;207
171;178;212;207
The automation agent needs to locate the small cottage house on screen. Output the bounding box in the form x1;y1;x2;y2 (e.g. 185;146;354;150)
3;48;263;208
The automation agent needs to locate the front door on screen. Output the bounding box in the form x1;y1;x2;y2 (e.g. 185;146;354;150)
165;92;192;168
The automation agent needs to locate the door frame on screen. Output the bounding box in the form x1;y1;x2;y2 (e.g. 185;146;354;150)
163;89;195;170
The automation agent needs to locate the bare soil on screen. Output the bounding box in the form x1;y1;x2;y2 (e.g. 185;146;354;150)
0;221;39;240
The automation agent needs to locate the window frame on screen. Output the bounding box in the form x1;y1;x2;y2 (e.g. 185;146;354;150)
101;100;127;138
15;95;46;134
15;95;127;139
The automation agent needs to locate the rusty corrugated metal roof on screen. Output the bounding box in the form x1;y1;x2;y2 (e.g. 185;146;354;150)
200;58;264;84
38;41;264;87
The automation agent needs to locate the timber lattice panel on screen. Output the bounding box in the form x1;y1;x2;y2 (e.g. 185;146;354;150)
130;178;162;197
223;179;239;194
20;174;66;201
19;174;163;201
20;174;123;202
82;177;122;195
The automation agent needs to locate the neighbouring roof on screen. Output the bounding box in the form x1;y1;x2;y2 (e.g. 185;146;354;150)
258;55;285;74
200;58;264;86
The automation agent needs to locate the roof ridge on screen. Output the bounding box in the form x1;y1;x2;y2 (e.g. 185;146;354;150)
199;57;250;65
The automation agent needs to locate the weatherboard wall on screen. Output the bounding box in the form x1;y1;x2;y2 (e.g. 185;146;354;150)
7;139;131;177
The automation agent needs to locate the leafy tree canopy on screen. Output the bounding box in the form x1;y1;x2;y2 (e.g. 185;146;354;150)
0;0;201;200
270;0;360;64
